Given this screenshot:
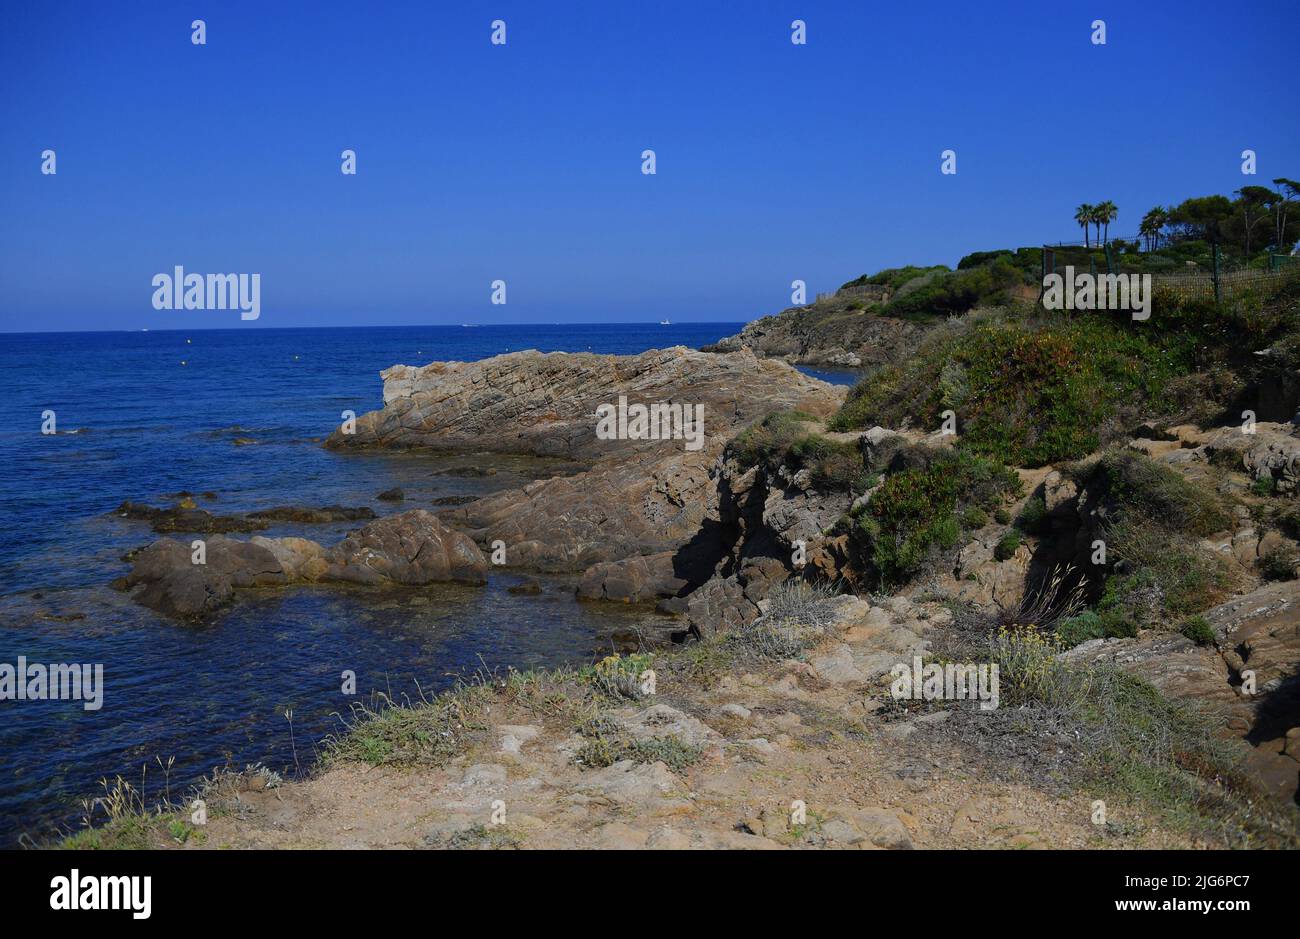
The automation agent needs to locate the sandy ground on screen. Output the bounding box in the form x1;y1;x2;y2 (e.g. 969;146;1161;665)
192;595;1192;850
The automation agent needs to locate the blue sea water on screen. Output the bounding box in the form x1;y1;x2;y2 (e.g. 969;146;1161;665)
0;324;855;845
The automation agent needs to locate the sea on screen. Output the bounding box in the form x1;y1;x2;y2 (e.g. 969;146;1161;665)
0;323;858;845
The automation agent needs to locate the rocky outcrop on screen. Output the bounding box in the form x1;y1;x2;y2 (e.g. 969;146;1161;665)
440;448;720;573
325;346;842;461
114;500;270;534
115;510;488;619
247;506;377;524
114;537;286;619
704;303;926;370
672;436;875;636
1061;579;1300;805
1201;422;1300;493
323;510;487;586
323;346;845;619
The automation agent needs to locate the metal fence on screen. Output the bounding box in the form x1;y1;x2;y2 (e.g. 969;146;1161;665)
1150;261;1300;302
1041;242;1300;305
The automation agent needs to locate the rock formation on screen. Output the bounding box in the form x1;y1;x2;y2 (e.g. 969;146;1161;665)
703;302;925;370
115;509;488;619
324;347;846;616
325;345;843;460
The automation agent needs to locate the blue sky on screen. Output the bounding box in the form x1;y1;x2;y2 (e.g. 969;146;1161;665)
1;0;1296;332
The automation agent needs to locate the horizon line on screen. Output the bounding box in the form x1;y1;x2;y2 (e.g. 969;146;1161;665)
0;320;749;337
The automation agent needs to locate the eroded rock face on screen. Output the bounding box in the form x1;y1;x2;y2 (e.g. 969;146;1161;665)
1202;422;1300;493
440;448;721;573
325;346;844;462
323;346;845;616
114;510;488;620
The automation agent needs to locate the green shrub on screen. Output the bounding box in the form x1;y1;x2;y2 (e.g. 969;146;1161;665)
1276;506;1300;540
1258;546;1299;581
1105;517;1230;616
1057;610;1105;646
801;439;872;493
881;259;1025;321
1180;616;1216;646
933;516;961;550
1250;475;1276;497
323;684;491;768
1093;450;1232;536
858;451;1020;587
840;264;949;292
1015;495;1047;533
728;409;819;470
993;506;1012;524
728;410;868;492
574;732;701;774
829;276;1300;470
994;529;1023;561
959;506;989;530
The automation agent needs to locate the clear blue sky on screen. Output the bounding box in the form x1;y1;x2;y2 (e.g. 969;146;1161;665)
1;0;1296;332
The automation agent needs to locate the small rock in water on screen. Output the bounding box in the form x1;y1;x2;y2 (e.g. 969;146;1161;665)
377;487;404;502
431;495;477;506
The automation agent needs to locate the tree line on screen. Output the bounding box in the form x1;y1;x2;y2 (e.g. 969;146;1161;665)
1073;179;1300;256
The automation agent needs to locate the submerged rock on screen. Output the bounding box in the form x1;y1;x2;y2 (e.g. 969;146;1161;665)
115;501;376;533
114;500;269;534
247;505;376;523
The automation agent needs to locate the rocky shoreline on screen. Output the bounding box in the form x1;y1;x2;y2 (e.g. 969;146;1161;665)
111;345;845;627
91;311;1300;847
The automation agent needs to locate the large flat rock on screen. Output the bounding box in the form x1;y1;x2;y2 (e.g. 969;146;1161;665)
325;346;844;461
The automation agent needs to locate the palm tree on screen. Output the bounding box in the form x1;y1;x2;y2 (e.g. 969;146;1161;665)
1096;201;1118;244
1139;206;1168;252
1074;204;1093;247
1087;204;1104;246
